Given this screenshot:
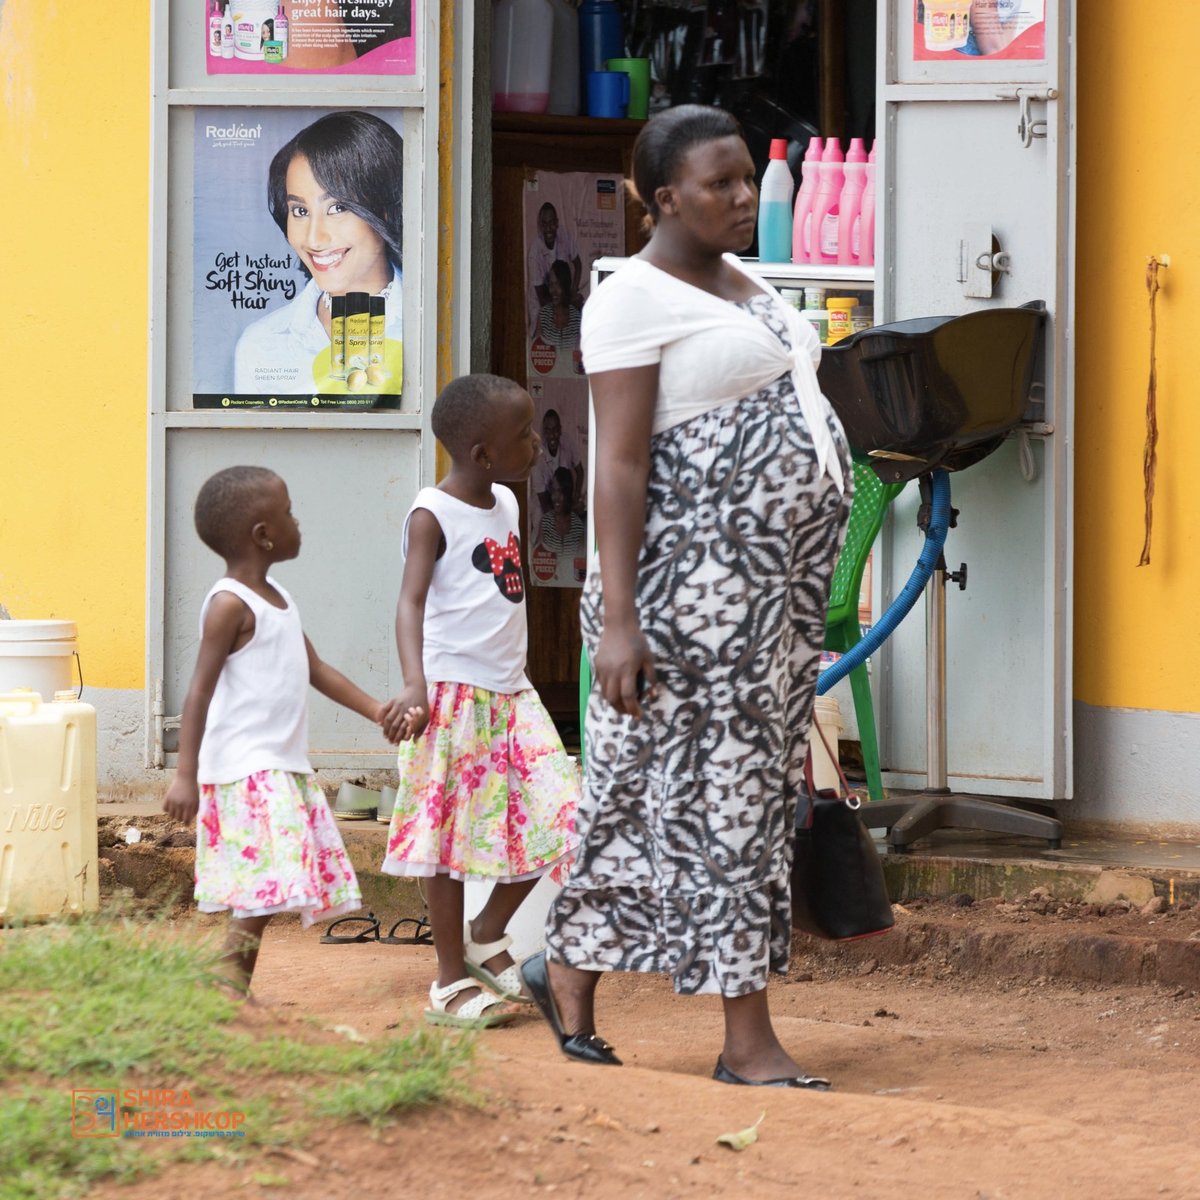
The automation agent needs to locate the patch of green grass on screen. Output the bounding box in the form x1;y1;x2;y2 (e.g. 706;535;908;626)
0;1087;160;1200
0;918;473;1200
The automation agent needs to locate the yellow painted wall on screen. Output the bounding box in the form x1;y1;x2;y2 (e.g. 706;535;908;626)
0;4;148;689
1075;13;1200;713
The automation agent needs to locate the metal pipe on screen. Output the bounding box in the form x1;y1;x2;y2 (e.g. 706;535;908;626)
925;561;949;793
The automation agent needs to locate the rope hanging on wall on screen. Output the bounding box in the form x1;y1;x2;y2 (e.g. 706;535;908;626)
1138;256;1167;567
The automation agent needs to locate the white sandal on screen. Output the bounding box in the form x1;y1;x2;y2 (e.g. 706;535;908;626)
424;978;517;1029
463;929;534;1004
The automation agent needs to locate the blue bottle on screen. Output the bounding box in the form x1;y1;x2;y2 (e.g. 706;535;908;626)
579;0;625;81
757;139;795;263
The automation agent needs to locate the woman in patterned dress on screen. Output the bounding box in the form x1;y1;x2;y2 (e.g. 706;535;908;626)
521;106;852;1087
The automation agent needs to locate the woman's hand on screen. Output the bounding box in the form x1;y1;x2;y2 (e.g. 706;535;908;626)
587;363;660;720
594;622;658;719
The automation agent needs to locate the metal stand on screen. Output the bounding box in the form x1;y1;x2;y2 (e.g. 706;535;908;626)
862;477;1063;853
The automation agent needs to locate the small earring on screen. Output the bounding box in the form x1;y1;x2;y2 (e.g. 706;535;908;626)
264;539;274;551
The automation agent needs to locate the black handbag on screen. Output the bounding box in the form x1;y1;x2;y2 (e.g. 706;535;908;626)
792;718;895;941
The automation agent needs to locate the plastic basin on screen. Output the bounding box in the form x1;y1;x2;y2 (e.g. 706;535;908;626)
817;302;1047;481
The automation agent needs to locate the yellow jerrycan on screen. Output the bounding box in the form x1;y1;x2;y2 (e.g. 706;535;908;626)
0;689;99;921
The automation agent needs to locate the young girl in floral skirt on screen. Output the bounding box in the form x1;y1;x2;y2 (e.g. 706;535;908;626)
164;466;400;996
383;373;580;1030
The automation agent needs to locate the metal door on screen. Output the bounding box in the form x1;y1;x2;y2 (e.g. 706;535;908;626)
876;0;1074;799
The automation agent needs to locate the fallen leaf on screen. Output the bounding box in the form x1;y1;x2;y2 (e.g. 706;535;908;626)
716;1111;765;1151
329;1023;368;1044
590;1112;624;1132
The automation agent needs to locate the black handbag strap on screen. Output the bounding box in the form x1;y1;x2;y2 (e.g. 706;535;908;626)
805;709;862;811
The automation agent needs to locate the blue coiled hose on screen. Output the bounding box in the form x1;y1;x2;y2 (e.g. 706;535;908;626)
816;468;951;696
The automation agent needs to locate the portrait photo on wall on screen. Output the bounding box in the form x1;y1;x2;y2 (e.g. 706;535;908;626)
527;380;589;591
522;170;625;587
205;0;417;77
192;107;404;410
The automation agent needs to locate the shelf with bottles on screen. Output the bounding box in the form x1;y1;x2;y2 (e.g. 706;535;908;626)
740;259;875;345
740;260;875;288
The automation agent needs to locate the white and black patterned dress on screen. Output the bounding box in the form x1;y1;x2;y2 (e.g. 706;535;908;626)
545;295;852;997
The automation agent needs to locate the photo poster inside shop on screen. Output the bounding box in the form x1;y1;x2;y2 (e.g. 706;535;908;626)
523;170;625;589
192;107;404;411
205;1;416;76
913;0;1045;61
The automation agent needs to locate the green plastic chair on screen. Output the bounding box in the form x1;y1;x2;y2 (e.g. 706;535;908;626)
823;461;905;801
577;462;904;791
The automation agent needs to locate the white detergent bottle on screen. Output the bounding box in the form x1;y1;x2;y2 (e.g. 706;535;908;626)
493;0;554;114
757;138;794;263
859;141;877;267
791;136;822;264
837;137;868;265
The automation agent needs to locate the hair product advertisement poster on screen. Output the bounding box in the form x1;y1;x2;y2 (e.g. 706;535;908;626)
192;107;404;411
205;1;416;76
522;171;625;589
913;0;1045;61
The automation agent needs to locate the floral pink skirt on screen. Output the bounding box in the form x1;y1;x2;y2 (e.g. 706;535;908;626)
382;683;579;882
195;769;361;927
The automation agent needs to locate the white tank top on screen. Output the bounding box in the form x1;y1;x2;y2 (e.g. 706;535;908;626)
404;486;531;694
196;576;313;785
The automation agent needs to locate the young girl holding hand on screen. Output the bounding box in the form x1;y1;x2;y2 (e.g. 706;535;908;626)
383;373;580;1029
164;465;400;996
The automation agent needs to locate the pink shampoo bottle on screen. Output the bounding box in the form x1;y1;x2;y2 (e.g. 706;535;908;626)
858;142;877;268
809;137;844;265
791;136;823;264
837;138;868;265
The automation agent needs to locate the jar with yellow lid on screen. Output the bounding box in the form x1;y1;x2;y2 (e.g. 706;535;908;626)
826;296;857;345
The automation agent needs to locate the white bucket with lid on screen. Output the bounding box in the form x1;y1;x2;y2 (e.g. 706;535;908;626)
0;620;80;701
810;695;844;794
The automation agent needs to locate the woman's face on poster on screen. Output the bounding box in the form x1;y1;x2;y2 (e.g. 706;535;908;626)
550;474;567;514
284;153;390;295
547;267;565;305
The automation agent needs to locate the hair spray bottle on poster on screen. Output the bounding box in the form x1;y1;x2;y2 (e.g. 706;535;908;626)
329;295;347;381
274;3;289;59
221;3;235;58
208;0;224;57
344;293;370;390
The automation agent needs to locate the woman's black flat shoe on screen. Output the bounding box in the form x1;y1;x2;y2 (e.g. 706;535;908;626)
712;1056;831;1090
519;951;622;1066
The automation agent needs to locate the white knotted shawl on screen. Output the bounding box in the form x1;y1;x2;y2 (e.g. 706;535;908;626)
580;254;845;494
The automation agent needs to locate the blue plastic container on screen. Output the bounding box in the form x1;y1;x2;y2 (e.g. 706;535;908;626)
579;0;624;82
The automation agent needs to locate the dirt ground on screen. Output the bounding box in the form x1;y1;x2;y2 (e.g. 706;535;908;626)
88;896;1200;1200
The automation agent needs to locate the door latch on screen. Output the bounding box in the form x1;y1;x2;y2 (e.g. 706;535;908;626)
996;88;1057;148
959;223;1010;299
976;248;1012;275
